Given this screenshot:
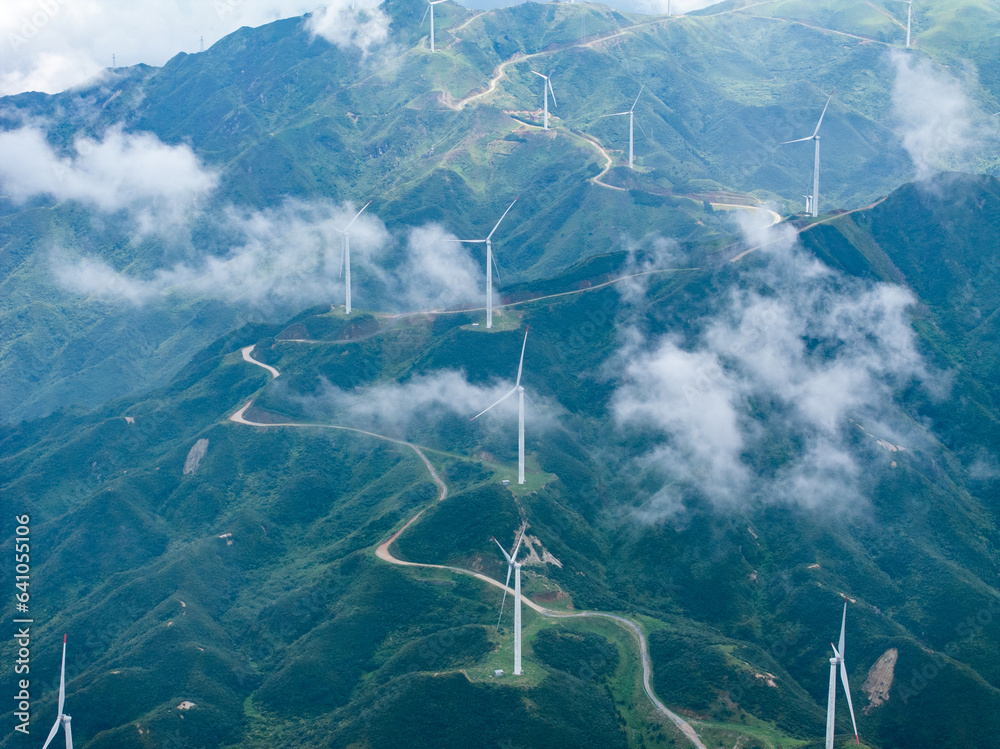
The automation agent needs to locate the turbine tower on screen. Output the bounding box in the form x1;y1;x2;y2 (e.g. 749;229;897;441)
473;327;530;484
896;0;913;48
601;85;644;169
42;635;73;749
531;71;557;130
422;0;447;52
781;91;833;218
493;529;526;675
335;200;371;315
451;198;518;329
826;601;860;749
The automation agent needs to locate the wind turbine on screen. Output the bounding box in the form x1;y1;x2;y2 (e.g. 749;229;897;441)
451;198;518;329
895;0;913;48
531;70;557;130
826;601;860;749
493;529;525;675
601;85;644;169
781;91;833;218
473;326;530;483
335;200;371;315
421;0;447;52
42;635;73;749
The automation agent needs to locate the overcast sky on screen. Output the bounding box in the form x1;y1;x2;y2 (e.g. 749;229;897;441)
1;0;721;97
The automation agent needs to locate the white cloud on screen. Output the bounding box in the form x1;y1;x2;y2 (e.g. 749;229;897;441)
612;214;939;521
52;201;491;315
306;0;391;56
396;224;484;311
0;125;218;229
54;199;390;309
890;50;996;181
0;0;317;96
624;0;723;14
299;367;558;440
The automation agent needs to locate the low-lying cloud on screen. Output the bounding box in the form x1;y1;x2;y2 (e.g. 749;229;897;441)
0;125;217;230
54;199;390;309
396;224;485;311
891;51;998;181
306;0;392;56
53;204;488;314
612;210;939;521
299;368;556;441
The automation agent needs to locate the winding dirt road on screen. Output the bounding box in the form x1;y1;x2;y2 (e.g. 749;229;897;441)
230;355;707;748
728;195;888;263
241;346;280;378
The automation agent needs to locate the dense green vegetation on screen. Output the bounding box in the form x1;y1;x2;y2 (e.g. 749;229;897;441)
2;0;998;422
2;0;1000;747
2;174;1000;748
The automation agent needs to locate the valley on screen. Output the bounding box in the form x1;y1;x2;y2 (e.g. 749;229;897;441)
1;0;1000;747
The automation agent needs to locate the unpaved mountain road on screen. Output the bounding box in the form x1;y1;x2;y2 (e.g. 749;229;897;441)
231;353;707;748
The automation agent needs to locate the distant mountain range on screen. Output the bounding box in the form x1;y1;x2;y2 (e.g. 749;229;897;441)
2;1;1000;748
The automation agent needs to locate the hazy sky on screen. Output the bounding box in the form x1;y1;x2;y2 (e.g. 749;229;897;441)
1;0;722;97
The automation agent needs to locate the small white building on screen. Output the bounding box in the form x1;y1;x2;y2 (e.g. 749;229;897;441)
494;669;504;677
502;480;510;486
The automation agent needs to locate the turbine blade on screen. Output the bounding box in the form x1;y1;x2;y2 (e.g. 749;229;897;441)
598;111;630;118
472;387;517;420
630;84;644;112
511;528;525;562
493;536;513;564
531;70;546;78
497;563;513;628
41;717;61;749
446;238;487;243
344;200;372;231
58;634;66;717
492;247;503;287
524;391;542;413
515;326;529;387
839;601;847;658
780;136;814;145
635;116;648;138
421;3;430;25
548;78;557;108
840;659;860;745
813;91;834;137
487;197;519;240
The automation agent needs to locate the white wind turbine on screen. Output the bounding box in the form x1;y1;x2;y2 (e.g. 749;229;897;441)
335;200;371;315
601;85;644;169
895;0;913;48
421;0;447;52
826;601;861;749
451;198;518;329
493;529;526;675
473;326;529;484
781;91;833;218
42;635;73;749
531;70;557;130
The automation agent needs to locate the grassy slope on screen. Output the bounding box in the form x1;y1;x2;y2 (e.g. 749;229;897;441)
5;174;1000;747
3;0;999;422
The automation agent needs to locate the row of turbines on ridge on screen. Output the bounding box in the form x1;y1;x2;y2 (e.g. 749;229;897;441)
50;1;924;744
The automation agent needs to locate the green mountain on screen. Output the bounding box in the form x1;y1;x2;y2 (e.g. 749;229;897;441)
3;0;998;422
3;1;1000;747
4;172;1000;748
